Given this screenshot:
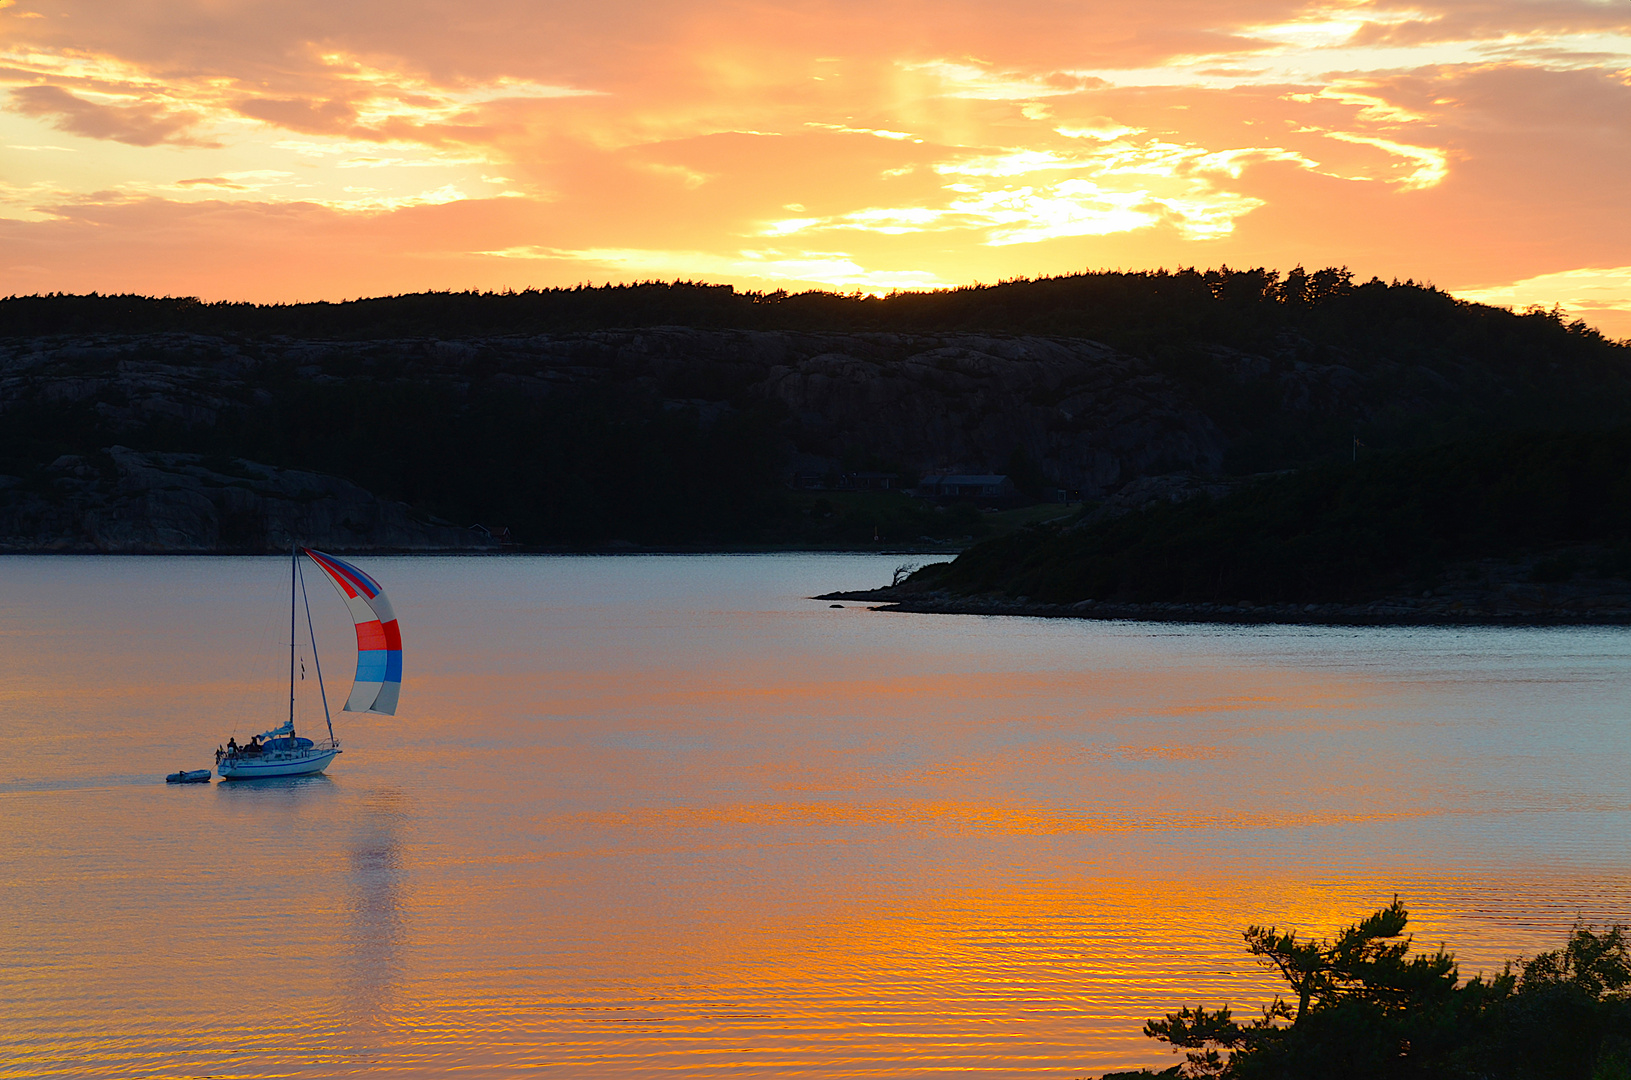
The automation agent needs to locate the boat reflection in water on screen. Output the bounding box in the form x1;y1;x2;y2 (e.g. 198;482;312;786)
340;789;409;1043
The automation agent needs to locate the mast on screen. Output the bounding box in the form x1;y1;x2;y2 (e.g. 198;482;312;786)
298;554;336;743
289;540;297;735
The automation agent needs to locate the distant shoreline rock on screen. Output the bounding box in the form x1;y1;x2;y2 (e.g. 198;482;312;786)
816;574;1631;627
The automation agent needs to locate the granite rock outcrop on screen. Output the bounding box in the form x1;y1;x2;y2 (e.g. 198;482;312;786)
0;446;494;553
0;321;1573;549
0;328;1310;497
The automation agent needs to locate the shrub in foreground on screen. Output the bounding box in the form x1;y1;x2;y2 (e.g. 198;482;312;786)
1110;899;1631;1079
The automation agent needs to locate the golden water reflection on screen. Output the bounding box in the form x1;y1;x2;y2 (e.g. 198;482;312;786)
2;554;1630;1078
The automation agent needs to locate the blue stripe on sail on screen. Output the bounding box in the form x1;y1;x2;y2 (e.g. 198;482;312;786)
385;650;402;683
355;649;388;682
308;549;382;599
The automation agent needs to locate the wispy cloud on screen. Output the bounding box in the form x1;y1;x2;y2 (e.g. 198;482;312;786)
10;84;215;147
1458;266;1631;331
0;44;599;151
763;135;1320;244
806;121;922;142
902;60;1103;100
1318;130;1448;189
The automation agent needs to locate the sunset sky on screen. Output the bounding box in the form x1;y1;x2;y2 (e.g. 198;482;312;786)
2;0;1629;335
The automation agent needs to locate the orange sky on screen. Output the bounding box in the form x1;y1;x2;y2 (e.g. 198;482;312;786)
2;0;1630;336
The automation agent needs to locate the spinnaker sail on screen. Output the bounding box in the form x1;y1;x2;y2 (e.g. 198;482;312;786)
303;548;402;715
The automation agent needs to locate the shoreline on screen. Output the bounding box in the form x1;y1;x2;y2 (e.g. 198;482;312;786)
0;544;956;556
815;586;1631;627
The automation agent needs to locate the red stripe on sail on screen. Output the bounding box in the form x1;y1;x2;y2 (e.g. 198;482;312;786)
355;619;387;650
305;549;382;600
381;619;402;650
306;551;360;598
324;555;380;598
335;566;375;598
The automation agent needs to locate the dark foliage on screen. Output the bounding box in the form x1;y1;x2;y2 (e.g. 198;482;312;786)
912;428;1631;604
1128;901;1631;1080
244;380;789;546
2;267;1623;358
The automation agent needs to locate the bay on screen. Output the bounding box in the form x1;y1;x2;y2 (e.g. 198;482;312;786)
3;553;1630;1078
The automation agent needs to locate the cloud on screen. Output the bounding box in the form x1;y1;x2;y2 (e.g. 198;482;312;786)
234;95;360;136
1063;3;1631;91
10;84;213;146
0;177;77;222
762;133;1319;245
1457;266;1631;336
0;42;600;157
1319;131;1448;189
963;181;1248;243
902;59;1104;100
309;184;469;212
1349;1;1631;49
806;121;922;142
1056;119;1144;141
644;162;713;188
1285;82;1427;123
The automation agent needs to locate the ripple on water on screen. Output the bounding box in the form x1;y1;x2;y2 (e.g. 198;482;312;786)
3;554;1631;1078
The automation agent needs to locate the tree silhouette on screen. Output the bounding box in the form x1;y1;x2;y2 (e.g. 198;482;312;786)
1133;903;1631;1080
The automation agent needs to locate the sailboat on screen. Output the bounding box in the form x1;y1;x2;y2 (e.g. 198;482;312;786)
216;547;402;780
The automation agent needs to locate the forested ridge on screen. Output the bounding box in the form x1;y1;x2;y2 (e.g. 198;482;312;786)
3;269;1629;552
3;267;1623;355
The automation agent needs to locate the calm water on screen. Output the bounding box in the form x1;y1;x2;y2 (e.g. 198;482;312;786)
4;554;1631;1078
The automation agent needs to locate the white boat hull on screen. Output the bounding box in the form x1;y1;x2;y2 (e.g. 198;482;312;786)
218;746;340;780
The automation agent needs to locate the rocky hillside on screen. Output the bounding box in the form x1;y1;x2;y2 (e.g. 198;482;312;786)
3;273;1629;550
0;328;1230;490
1;446;493;553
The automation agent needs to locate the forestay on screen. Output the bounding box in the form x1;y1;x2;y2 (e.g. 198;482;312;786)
303;548;402;715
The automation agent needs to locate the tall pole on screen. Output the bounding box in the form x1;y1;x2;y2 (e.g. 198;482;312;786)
289;540;297;734
298;556;335;743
